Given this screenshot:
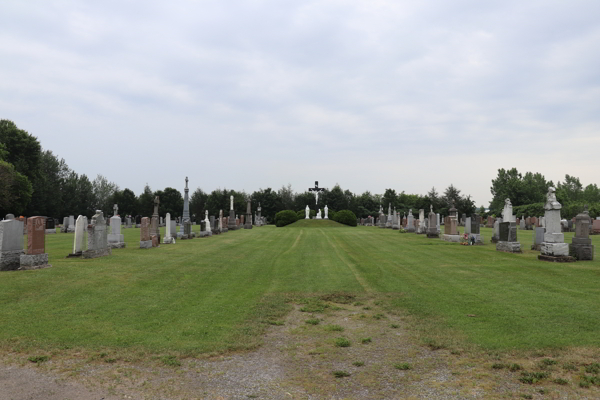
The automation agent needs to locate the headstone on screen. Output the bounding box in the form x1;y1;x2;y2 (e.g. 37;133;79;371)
465;217;471;234
532;227;545;251
392;208;399;230
593;219;600;234
496;221;521;253
406;209;415;232
486;216;495;228
491;218;502;243
139;217;152;249
108;208;126;249
61;216;69;233
520;217;526;230
416;209;425;234
68;215;75;232
436;213;441;233
257;203;262;226
502;199;515;223
200;210;213;237
45;217;56;234
426;206;438;238
539;187;572;261
385;204;392;228
220;210;227;233
461;213;467;227
0;218;24;271
468;214;483;244
82;210;112;259
569;205;594;260
163;213;175;244
20;216;51;270
151;235;159;247
126;216;132;228
135;215;141;228
69;215;87;257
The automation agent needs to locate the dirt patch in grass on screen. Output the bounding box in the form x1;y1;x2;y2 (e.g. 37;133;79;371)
1;297;599;399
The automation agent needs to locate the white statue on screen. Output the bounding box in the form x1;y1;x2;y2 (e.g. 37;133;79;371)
545;187;562;210
219;210;223;230
324;205;329;219
316;209;322;219
230;195;234;210
305;205;310;219
204;210;211;232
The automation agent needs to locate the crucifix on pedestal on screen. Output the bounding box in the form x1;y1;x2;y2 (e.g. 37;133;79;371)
308;181;326;206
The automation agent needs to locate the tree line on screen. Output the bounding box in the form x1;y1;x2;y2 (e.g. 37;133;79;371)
488;168;600;219
1;119;478;222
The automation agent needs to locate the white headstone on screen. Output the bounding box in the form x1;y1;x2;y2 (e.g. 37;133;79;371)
73;215;86;253
165;213;171;238
204;210;211;232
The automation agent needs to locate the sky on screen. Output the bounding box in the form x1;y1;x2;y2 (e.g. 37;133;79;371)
2;0;599;207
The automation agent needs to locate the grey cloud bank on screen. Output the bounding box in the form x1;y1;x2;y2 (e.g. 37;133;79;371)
1;1;599;206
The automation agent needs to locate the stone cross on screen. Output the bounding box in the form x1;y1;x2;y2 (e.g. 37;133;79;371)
113;204;118;216
185;176;188;189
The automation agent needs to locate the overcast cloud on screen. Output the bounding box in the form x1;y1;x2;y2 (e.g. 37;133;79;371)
2;0;599;206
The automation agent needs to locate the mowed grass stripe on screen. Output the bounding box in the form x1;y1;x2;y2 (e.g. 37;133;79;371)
0;221;599;354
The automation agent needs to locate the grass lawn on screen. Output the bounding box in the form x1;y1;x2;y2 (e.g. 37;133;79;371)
1;220;599;356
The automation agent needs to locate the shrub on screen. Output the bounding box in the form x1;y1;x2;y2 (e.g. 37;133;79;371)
275;210;298;227
333;370;350;378
296;209;316;220
335;337;351;347
394;362;412;370
333;210;357;226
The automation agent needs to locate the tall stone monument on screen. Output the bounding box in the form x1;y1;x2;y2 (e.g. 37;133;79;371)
245;199;253;229
151;196;161;244
257;203;262;226
416;209;426;234
82;210;112;259
538;187;573;261
496;199;521;253
324;205;329;220
442;202;460;242
392;208;399;230
20;216;51;270
69;215;87;257
179;177;190;239
228;195;239;230
108;204;126;249
385;204;392;228
305;205;310;220
569;206;594;260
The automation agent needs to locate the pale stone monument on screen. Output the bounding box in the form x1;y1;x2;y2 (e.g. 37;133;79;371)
324;205;329;220
531;227;544;251
442;202;460;242
150;196;161;244
496;199;521;253
228;195;238;230
179;177;191;239
200;210;213;237
257;203;263;226
386;204;392;228
406;209;415;233
108;204;126;249
20;216;51;270
305;205;310;219
0;217;24;271
316;209;322;219
69;215;87;257
416;209;426;234
163;213;175;244
539;187;572;261
491;217;502;243
392;208;399;230
83;211;112;259
502;198;515;223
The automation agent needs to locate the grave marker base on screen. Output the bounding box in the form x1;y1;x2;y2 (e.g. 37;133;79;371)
538;254;576;262
19;253;51;270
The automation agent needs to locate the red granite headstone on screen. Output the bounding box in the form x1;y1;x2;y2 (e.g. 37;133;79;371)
151;235;158;247
26;216;45;255
141;217;150;241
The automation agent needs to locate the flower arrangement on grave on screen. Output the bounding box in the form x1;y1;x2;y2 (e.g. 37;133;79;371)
460;233;470;246
399;228;407;233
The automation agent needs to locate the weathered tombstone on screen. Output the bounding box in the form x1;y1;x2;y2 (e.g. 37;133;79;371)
385;204;392;228
469;214;484;244
593;219;600;234
135;215;142;228
19;216;51;270
202;210;213;237
539;187;573;261
502;199;515;223
531;227;545;251
67;215;75;232
416;209;426;234
491;218;502;243
139;217;152;249
228;195;239;230
436;213;441;233
82;211;112;259
108;204;126;249
220;210;227;233
257;203;263;226
392;208;399;230
520;216;526;230
126;216;132;228
406;209;415;232
0;218;24;271
569;205;594;260
426;206;439;238
151;235;159;247
486;216;495;228
465;217;471;234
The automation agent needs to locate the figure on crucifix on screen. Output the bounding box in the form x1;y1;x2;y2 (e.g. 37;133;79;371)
308;181;326;206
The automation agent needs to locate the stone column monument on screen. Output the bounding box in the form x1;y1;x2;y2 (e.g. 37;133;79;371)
151;196;161;244
108;204;126;249
179;177;190;239
228;195;238;230
427;206;439;238
245;199;253;229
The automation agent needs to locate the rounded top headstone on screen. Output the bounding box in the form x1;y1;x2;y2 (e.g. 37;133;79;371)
575;204;590;222
5;214;15;220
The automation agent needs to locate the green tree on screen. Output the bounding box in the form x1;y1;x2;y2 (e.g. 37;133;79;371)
251;188;282;223
156;187;184;219
278;184;295;210
382;189;398;212
489;168;551;215
137;184;154;217
112;188;138;217
189;188;208;222
556;174;583;204
0;160;32;216
92;174;119;216
322;184;348;212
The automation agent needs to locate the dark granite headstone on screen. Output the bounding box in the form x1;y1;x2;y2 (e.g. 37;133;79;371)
499;222;510;242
